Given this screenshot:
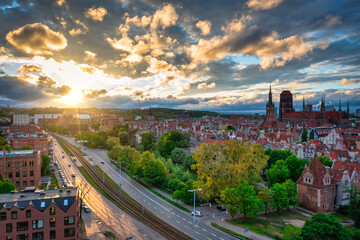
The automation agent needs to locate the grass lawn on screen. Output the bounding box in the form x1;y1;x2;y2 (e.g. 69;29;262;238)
50;173;60;188
330;212;352;222
230;210;310;239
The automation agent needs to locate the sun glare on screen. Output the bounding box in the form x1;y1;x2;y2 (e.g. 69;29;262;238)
57;90;83;105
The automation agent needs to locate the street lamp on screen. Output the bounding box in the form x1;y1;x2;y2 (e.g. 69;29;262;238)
188;188;202;240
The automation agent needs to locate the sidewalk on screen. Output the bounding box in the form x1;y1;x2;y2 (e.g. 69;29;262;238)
213;219;274;240
149;185;193;211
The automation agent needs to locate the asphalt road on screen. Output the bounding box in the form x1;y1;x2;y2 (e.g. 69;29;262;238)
52;137;165;240
62;135;237;240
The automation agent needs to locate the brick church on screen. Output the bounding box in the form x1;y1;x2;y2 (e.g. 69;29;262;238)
262;85;350;128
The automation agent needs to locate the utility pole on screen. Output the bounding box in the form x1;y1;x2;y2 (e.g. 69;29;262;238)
188;188;202;240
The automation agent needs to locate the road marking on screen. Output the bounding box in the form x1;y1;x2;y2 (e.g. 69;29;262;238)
154;207;157;209
167;215;170;218
176;214;180;217
188;221;192;224
172;212;175;214
185;225;189;229
176;221;180;224
207;238;211;240
144;234;147;237
211;233;216;237
196;232;200;235
202;228;207;232
182;218;186;221
220;238;225;240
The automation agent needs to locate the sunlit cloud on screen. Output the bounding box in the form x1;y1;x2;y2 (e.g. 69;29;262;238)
85;7;108;21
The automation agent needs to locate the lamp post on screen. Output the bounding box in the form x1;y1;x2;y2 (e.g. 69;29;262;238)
188;188;202;240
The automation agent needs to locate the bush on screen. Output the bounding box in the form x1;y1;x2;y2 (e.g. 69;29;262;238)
337;205;351;216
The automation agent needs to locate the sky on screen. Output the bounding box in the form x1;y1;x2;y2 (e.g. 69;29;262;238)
0;0;360;113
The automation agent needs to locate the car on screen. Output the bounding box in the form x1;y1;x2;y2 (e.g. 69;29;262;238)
84;206;91;213
62;156;65;159
191;211;202;217
72;173;76;178
81;203;86;208
68;164;71;167
217;205;226;211
101;161;105;164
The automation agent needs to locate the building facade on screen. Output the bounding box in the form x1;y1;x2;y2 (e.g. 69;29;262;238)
0;188;79;240
296;156;336;212
13;114;30;126
0;150;41;191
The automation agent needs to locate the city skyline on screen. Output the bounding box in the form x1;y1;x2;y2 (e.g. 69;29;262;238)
0;0;360;113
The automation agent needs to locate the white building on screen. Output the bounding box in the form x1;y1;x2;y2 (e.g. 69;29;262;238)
13;113;30;125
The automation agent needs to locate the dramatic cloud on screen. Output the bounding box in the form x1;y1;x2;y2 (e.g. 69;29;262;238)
6;23;67;55
150;4;178;30
69;29;85;36
82;89;108;98
246;0;285;10
18;64;42;76
85;7;108;21
84;51;97;61
341;78;359;85
197;82;216;89
196;20;212;36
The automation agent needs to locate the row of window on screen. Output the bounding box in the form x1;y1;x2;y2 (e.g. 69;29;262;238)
3;216;75;232
8;171;34;178
7;161;35;168
0;208;59;221
5;228;74;240
15;181;34;188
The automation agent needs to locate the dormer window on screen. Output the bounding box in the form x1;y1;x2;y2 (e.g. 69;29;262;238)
40;202;45;208
64;199;68;206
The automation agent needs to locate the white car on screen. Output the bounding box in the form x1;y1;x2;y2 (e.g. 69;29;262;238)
191;211;202;217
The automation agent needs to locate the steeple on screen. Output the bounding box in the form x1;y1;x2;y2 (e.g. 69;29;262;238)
320;97;325;112
303;97;305;112
268;82;273;105
339;98;342;111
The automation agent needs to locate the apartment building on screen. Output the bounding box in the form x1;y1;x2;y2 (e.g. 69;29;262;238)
0;150;41;191
0;188;79;240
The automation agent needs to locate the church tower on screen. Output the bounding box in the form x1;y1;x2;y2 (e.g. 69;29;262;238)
266;83;275;122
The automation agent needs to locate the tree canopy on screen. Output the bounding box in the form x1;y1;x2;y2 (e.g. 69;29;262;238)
170;148;187;164
266;160;290;185
193;140;268;201
41;154;51;175
267;149;293;168
0;174;15;193
141;132;156;151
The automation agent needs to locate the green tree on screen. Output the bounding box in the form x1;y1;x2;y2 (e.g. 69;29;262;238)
141;132;156;151
0;178;15;193
301;126;308;143
91;122;100;131
170;148;187;164
349;184;360;228
225;125;236;131
167;178;182;192
257;187;273;215
138;151;168;185
118;131;130;145
41;154;51;175
193;140;268;201
317;155;333;168
184;154;195;171
267;149;293;168
302;213;350;240
237;182;263;218
220;187;240;219
173;181;195;205
109;145;140;169
106;137;120;150
266;160;290;185
283;225;302;240
309;129;315;140
282;179;299;208
163;140;176;158
285;155;309;182
271;183;289;211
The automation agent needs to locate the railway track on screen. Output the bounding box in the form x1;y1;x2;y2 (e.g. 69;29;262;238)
55;135;191;240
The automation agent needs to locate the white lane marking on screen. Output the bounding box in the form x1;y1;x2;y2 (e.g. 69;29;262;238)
220;238;225;240
154;207;157;209
211;233;216;237
176;214;180;217
188;221;192;224
182;218;186;221
202;228;207;232
176;221;180;224
185;225;189;229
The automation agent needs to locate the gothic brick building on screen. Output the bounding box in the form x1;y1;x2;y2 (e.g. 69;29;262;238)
296;156;336;212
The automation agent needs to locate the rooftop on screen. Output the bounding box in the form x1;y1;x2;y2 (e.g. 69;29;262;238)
0;150;38;157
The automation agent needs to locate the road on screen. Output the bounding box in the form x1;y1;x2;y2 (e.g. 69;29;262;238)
52;138;166;240
62;135;237;240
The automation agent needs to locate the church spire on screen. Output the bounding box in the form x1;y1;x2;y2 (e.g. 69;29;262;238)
320;97;325;112
303;97;305;112
268;82;273;105
339;98;342;111
347;101;349;113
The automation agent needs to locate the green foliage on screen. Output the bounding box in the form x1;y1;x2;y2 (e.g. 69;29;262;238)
141;132;156;151
167;178;182;192
271;183;289;211
301;126;308;143
285;155;310;182
352;229;360;240
118;131;130;145
257;187;273;214
172;181;195;205
156;131;190;158
283;225;302;240
109;145;140;168
41;154;51;175
225;125;236;131
220;187;240;218
46;125;70;135
137;151;168;185
106;137;120;150
163;140;176;158
91;122;100;131
317;155;333;168
0;178;15;193
349;184;360;228
282;179;299;208
302;213;350;240
237;182;263;218
266;160;290;185
193;140;268;201
170;148;187;164
309;129;315;140
267;149;293;168
183;154;195;171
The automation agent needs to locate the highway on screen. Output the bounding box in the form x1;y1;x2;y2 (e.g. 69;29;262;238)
61;135;237;240
52;137;166;240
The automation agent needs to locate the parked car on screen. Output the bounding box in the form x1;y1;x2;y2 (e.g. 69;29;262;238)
84;206;91;213
62;156;65;159
68;164;71;167
72;173;76;178
101;161;105;164
191;211;202;217
217;205;226;211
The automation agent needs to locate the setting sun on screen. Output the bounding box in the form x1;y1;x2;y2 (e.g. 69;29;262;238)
57;89;83;105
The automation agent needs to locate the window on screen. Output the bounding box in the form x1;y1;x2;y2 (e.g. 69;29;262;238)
49;207;55;215
6;223;12;233
11;211;17;219
7;162;13;168
40;202;45;208
50;218;55;227
0;212;6;220
64;228;75;237
23;181;27;187
16;221;28;231
16;172;19;178
30;181;34;186
16;182;20;188
32;220;43;229
23;171;27;177
64;216;75;225
64;199;68;206
26;210;31;218
6;236;12;240
30;171;34;177
50;230;56;239
8;171;12;178
15;162;19;167
32;232;44;240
